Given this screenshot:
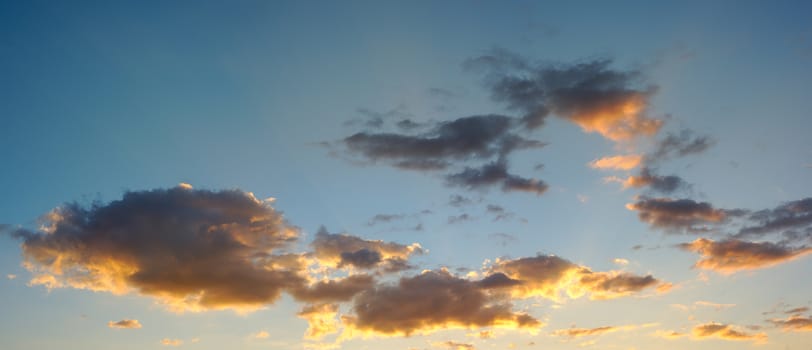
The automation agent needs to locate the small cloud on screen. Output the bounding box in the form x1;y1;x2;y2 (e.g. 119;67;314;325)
612;258;629;266
769;315;812;332
433;341;476;350
694;301;735;310
107;319;142;329
177;183;193;190
589;154;643;171
691;322;767;342
678;238;812;273
6;274;16;280
253;330;270;339
577;194;589;204
161;338;182;346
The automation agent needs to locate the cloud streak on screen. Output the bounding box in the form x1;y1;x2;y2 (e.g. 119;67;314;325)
678;238;812;273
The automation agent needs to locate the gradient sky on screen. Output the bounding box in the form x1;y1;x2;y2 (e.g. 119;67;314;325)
2;1;812;349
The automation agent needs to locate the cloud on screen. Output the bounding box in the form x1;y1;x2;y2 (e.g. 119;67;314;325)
6;274;16;280
678;238;812;273
467;49;662;140
298;304;340;339
691;323;767;342
449;195;476;207
11;186;305;312
738;197;812;238
489;255;667;301
289;275;375;304
253;330;270;339
786;307;810;314
626;197;735;233
310;228;423;270
589;154;643;170
433;341;476;350
367;214;406;226
694;301;736;310
108;319;142;329
446;159;547;195
648;129;715;163
769;315;812;332
553;326;616;337
620;168;690;194
161;338;183;346
340;114;538;171
340;270;541;337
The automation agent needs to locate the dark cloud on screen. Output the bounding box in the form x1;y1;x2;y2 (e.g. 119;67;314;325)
11;186;305;312
342;270;541;336
678;238;812;273
367;214;406;226
449;195;476;207
786;307;810;315
623;168;690;194
289;275;374;303
490;255;668;300
339;249;383;269
446;159;547;195
738;197;812;238
347;105;414;129
648;129;715;163
466;49;661;139
310;227;423;270
448;213;474;224
342;114;517;169
769;315;812;332
477;272;523;289
626;197;738;233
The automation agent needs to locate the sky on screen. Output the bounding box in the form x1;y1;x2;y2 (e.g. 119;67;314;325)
1;1;812;349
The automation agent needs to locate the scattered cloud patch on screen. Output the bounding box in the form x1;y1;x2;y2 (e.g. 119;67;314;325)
108;319;142;329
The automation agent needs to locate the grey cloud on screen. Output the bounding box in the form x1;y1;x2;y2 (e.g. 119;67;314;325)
466;49;661;139
649;129;715;163
446;159;547;195
342;270;541;335
11;186;304;312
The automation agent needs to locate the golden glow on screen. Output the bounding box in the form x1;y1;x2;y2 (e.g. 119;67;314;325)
589;154;643;170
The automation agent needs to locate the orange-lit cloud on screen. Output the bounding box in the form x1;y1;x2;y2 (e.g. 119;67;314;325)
679;238;812;273
298;304;340;339
252;330;270;339
560;92;662;142
769;315;812;332
589;155;643;171
107;319;142;329
489;255;667;301
691;322;767;342
13;186;306;313
554;323;657;339
340;270;541;337
160;338;183;346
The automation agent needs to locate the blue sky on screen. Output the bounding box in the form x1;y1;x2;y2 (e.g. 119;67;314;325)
2;1;812;349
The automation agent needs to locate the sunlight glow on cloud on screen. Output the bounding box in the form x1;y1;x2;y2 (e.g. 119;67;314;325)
107;319;142;329
679;238;812;273
589;154;643;170
691;322;767;342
